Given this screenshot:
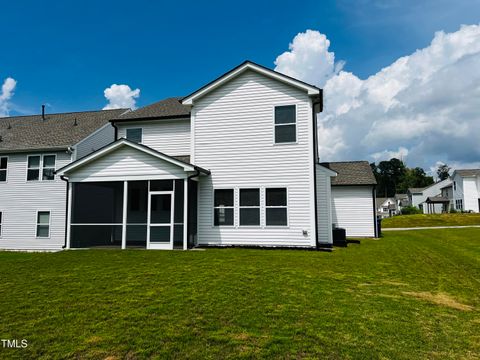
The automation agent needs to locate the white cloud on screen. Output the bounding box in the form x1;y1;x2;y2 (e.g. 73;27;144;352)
277;25;480;171
103;84;140;110
274;30;344;87
0;77;17;116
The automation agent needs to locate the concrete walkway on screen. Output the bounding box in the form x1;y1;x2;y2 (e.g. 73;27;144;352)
383;225;480;231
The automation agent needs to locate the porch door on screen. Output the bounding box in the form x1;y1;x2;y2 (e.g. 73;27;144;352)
148;191;174;249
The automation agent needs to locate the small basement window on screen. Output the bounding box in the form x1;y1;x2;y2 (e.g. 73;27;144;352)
239;189;260;226
214;189;234;226
266;188;288;226
36;211;50;238
274;105;296;143
126;128;143;143
0;157;7;182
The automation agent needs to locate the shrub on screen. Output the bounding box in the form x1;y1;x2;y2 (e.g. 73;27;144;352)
400;206;423;215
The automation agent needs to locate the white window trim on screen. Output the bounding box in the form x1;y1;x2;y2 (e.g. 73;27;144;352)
212;188;235;227
273;104;297;145
0;156;8;183
239;188;261;227
36;210;51;239
26;154;56;182
126;127;143;144
265;187;289;227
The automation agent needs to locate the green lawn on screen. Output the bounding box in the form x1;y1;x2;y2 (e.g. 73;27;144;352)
382;213;480;228
1;229;479;359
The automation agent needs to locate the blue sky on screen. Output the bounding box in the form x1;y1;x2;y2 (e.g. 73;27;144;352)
2;0;478;114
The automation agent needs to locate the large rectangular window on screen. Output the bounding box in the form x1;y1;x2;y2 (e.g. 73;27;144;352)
265;188;288;226
126;128;143;143
36;211;50;238
27;155;56;181
239;188;260;226
274;105;296;143
0;157;7;182
214;189;234;226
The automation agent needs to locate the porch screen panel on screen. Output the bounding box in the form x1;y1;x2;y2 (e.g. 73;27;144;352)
173;179;184;249
71;182;123;248
126;181;148;247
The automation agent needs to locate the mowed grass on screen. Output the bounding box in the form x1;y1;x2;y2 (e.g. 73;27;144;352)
382;213;480;228
1;229;479;359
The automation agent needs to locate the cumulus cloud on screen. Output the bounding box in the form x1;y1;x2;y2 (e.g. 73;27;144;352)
0;77;17;116
103;84;140;110
274;30;344;87
276;25;480;170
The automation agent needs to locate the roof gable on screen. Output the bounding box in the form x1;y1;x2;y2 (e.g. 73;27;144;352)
181;61;321;105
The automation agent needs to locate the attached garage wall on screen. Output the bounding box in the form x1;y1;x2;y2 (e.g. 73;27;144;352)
331;186;375;237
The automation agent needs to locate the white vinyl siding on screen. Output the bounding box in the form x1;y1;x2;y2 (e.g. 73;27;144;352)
316;165;333;244
331;186;375;238
463;177;479;212
67;146;187;183
117;119;190;157
74;123;115;160
0;151;71;250
194;70;316;247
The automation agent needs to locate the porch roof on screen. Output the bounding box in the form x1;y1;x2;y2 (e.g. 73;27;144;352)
56;138;210;177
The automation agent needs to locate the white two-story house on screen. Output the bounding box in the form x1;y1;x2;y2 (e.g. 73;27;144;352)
1;61;377;251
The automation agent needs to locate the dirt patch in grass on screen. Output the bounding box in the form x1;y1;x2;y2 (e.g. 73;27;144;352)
403;291;474;311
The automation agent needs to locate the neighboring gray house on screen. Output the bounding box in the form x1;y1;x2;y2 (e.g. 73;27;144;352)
451;169;480;212
1;61;376;250
0;109;127;250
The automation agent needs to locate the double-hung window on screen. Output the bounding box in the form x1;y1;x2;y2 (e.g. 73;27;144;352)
265;188;288;226
239;189;260;226
214;189;234;226
0;157;7;182
126;128;143;143
27;155;56;181
274;105;296;143
36;211;50;238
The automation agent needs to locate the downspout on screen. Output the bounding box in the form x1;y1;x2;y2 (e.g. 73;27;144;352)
186;169;201;249
60;175;70;249
312;90;323;250
111;121;119;141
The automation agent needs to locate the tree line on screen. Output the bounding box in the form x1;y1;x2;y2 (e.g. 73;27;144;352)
370;158;451;197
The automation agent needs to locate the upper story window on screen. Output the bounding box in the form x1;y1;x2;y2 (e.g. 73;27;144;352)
274;105;296;144
214;189;234;226
0;157;7;182
126;128;143;143
239;189;260;226
27;155;56;181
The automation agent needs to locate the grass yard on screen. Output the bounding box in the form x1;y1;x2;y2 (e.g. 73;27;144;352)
1;229;479;359
382;212;480;228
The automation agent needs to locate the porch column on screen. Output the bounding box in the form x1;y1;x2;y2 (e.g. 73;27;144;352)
183;178;188;250
66;182;73;249
122;181;128;250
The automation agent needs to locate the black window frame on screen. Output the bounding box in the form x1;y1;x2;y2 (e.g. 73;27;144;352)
274;105;297;144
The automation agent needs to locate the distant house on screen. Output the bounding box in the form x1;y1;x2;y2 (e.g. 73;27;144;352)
407;179;452;214
320;161;378;238
451;169;480;212
376;197;396;218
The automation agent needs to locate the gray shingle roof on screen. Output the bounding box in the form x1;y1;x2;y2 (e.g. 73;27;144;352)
455;169;480;177
0;109;127;153
320;161;377;186
116;97;190;121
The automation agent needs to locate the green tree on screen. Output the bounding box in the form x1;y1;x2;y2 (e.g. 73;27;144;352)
436;163;451;181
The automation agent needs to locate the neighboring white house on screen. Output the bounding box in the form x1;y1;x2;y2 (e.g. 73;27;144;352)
0;109;127;250
376;197;396;218
407;179;452;214
451;169;480;212
1;61;376;250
